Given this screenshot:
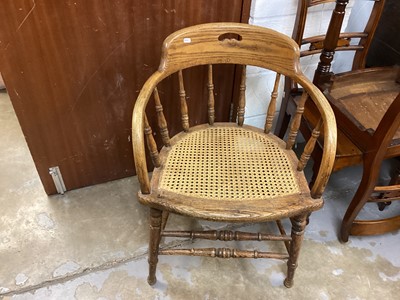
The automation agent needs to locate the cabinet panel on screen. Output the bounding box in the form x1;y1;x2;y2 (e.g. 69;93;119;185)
0;0;250;194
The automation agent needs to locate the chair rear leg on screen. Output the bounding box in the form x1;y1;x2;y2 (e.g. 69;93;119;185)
284;213;307;288
148;208;163;285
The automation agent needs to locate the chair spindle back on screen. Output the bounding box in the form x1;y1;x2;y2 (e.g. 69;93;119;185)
132;23;337;198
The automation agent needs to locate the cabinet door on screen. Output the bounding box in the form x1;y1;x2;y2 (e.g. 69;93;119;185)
0;0;251;194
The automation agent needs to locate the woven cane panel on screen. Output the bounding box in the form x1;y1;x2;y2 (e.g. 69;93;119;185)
159;127;300;200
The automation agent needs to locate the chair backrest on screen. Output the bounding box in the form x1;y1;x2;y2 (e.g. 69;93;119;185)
284;0;385;96
308;0;386;84
132;23;337;198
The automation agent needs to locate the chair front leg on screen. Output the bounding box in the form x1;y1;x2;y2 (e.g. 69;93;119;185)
284;213;307;288
147;208;163;285
340;157;381;242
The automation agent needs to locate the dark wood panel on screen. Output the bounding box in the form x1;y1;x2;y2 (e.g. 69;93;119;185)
0;0;250;194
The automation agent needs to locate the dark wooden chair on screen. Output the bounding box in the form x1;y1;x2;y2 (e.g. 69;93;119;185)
132;23;337;288
275;0;400;242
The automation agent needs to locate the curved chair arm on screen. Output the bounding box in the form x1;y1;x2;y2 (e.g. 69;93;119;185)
296;75;337;198
131;72;164;194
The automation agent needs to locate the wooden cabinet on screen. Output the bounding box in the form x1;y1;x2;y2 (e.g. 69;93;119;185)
0;0;250;194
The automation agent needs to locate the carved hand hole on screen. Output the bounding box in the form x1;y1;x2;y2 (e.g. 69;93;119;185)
218;33;242;42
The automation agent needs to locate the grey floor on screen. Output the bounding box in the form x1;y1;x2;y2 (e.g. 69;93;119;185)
1;90;399;300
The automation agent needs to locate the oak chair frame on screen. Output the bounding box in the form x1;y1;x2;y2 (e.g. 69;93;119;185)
276;0;385;138
275;0;400;241
132;23;337;288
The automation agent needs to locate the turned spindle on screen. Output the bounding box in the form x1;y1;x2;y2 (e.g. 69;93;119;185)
237;65;247;126
314;0;349;85
297;119;322;171
159;248;289;260
207;64;215;125
178;70;190;131
264;73;282;133
161;230;291;241
286;91;308;149
144;115;161;168
153;87;170;147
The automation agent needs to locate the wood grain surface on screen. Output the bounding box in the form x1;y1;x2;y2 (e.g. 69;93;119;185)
0;0;250;194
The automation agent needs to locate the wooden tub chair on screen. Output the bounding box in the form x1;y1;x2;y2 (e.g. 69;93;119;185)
131;23;337;288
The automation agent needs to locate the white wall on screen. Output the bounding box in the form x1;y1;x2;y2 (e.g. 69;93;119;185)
245;0;372;129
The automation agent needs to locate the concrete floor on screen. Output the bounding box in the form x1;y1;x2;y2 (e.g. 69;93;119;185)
1;90;399;299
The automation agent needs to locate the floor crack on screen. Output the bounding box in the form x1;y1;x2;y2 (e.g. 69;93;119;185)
0;252;140;297
0;239;193;297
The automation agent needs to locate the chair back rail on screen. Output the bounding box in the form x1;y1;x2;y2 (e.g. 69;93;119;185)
159;23;301;75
